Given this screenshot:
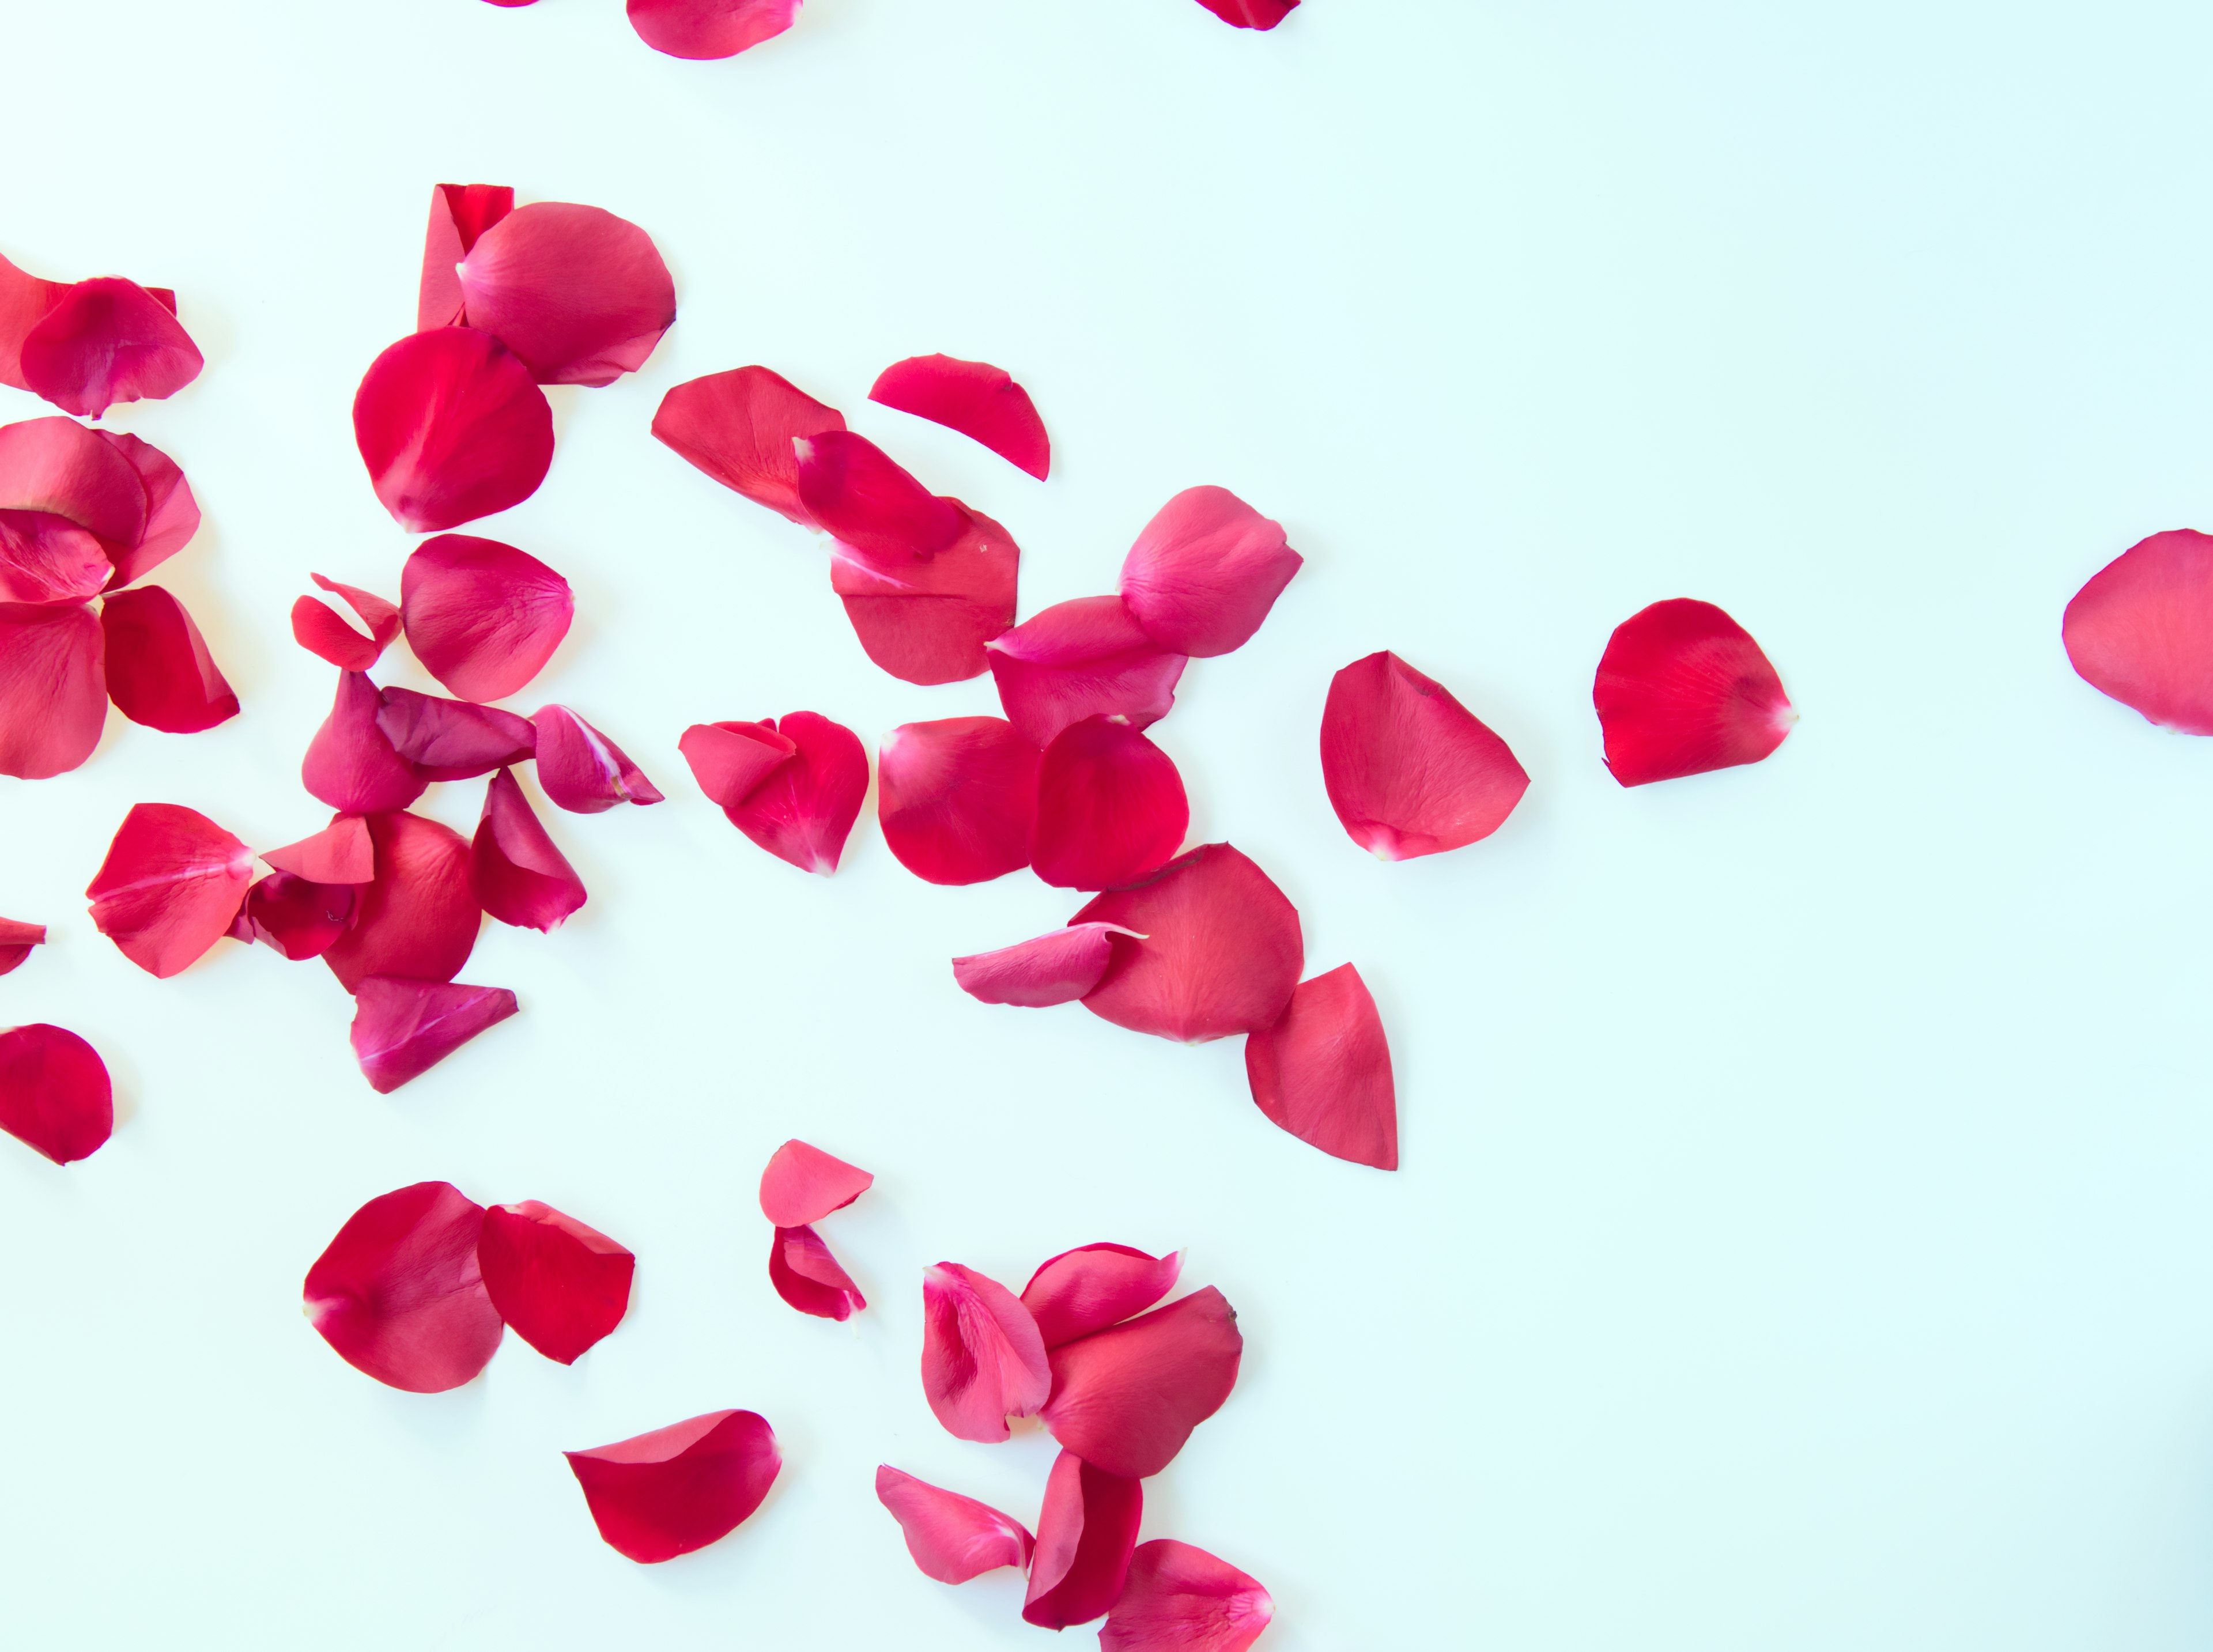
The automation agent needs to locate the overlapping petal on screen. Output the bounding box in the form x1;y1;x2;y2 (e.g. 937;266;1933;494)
349;977;518;1092
291;573;400;671
1321;650;1527;858
303;1181;503;1392
0;917;47;977
1593;598;1794;785
986;596;1186;747
353;327;554;533
718;711;867;874
1119;486;1300;657
1102;1541;1275;1652
418;183;514;332
242;872;357;961
0;1024;111;1165
795;431;964;565
651;366;845;526
262;814;373;884
1041;1287;1243;1479
0;600;104;778
533;705;664;814
97;432;198;588
0;416;146;550
1020;1244;1184;1349
2063;530;2213;733
758;1139;874;1226
323;811;481;993
1245;964;1396;1169
874;1466;1034;1584
951;923;1141;1008
679;719;796;808
18;277;203;418
1023;1451;1144;1630
921;1262;1051;1443
456;203;674;387
0;509;108;603
769;1224;867;1321
473;766;587;931
85;802;253;978
377;689;535;780
868;354;1051;479
303;671;426;814
627;0;800;60
0;255;66;390
565;1410;781;1563
100;587;236;733
477;1200;634;1363
877;716;1037;884
1034;716;1188;891
832;507;1019;685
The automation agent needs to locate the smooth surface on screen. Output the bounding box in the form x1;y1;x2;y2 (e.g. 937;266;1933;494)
1;2;2211;1647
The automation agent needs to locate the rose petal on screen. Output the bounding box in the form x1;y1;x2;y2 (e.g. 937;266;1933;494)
679;719;796;808
651;366;845;527
243;871;357;961
456;203;674;387
877;716;1037;885
0;254;66;391
418;183;515;332
376;687;536;780
794;431;964;565
0;416;146;550
0;916;47;978
303;1181;503;1392
1119;486;1300;657
401;534;573;702
0;509;108;603
1320;650;1528;859
533;705;664;814
303;671;427;814
85;803;254;978
874;1465;1034;1585
353;327;554;534
1041;1287;1243;1480
986;596;1187;748
920;1262;1051;1443
473;766;586;932
1023;1451;1144;1630
349;977;518;1093
477;1200;634;1363
1593;598;1795;786
1102;1540;1274;1652
1192;0;1298;27
951;923;1141;1009
0;599;104;778
99;587;237;734
868;354;1051;479
291;573;401;671
19;278;203;418
627;0;800;60
1245;964;1397;1170
1033;716;1188;891
831;506;1019;685
1020;1244;1184;1349
2063;530;2213;733
758;1139;874;1226
769;1224;867;1321
0;1024;111;1165
262;815;373;884
95;431;199;588
323;811;481;994
564;1410;781;1563
718;711;867;874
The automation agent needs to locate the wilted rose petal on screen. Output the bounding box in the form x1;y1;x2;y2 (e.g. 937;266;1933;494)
533;705;664;814
1119;486;1300;657
350;977;518;1094
418;183;515;332
0;600;104;778
868;354;1051;480
987;596;1187;748
651;366;845;526
951;923;1140;1009
2063;530;2213;733
719;711;867;874
0;509;108;603
473;767;586;931
1020;1244;1184;1349
1321;651;1528;859
874;1465;1034;1585
456;203;674;387
100;587;237;733
0;255;65;390
877;716;1037;885
263;814;373;884
19;278;203;418
1034;716;1188;891
565;1410;781;1563
795;431;963;566
354;327;554;533
243;871;357;961
303;1181;503;1392
85;802;253;978
0;916;46;978
377;688;535;780
679;719;796;808
1245;964;1396;1170
303;671;426;814
291;574;401;671
1042;1287;1243;1480
477;1200;634;1364
96;432;199;588
323;811;481;993
1593;598;1794;786
401;534;572;702
769;1224;867;1321
921;1262;1051;1443
0;1024;111;1165
628;0;800;60
1023;1451;1145;1630
1102;1540;1274;1652
758;1139;873;1226
832;507;1019;685
1193;0;1298;27
0;416;146;551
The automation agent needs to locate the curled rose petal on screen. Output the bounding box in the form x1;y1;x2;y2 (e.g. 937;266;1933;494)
565;1410;781;1564
719;711;867;874
795;431;963;565
2063;530;2213;733
0;254;66;390
1020;1244;1184;1349
0;1024;112;1165
99;587;237;734
1074;844;1302;1043
477;1200;634;1364
19;277;203;418
920;1262;1051;1443
1033;716;1188;891
456;203;675;387
950;923;1141;1009
627;0;800;60
1593;598;1795;786
831;507;1019;685
758;1139;873;1226
290;574;400;671
0;600;104;778
1041;1287;1243;1480
533;705;664;814
349;977;518;1093
651;366;845;526
877;716;1037;885
323;811;481;994
243;872;357;961
0;509;108;603
1193;0;1298;26
303;671;426;814
353;327;554;534
868;354;1051;479
1023;1451;1144;1630
473;767;586;932
0;416;146;551
1119;486;1301;657
96;432;199;588
302;1181;502;1392
418;183;515;332
1245;964;1397;1170
0;916;47;978
402;534;573;702
85;803;254;978
986;596;1187;748
769;1224;867;1321
263;814;373;884
376;688;535;780
679;719;796;808
874;1466;1034;1585
1321;650;1528;859
1102;1540;1274;1652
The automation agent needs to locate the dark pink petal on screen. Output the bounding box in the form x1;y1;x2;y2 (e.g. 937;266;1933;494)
769;1224;867;1321
679;719;796;808
651;366;845;527
303;671;427;814
263;815;373;884
1033;716;1188;891
986;596;1187;748
1102;1540;1274;1652
0;254;66;391
0;416;146;550
0;916;47;978
0;1024;111;1165
920;1262;1051;1443
472;766;586;932
302;1181;503;1392
951;923;1140;1008
1245;964;1396;1170
1024;1452;1144;1630
874;1465;1033;1584
627;0;800;59
533;705;664;813
1042;1287;1243;1480
719;711;867;874
0;510;108;603
349;977;517;1092
243;872;357;961
376;688;535;780
353;327;554;534
1074;844;1302;1044
99;587;237;734
401;534;572;702
2063;530;2213;733
1321;650;1528;859
290;573;401;671
85;803;254;978
565;1410;781;1563
1119;486;1300;657
456;203;674;388
794;431;963;565
868;354;1050;479
1593;598;1795;786
95;430;198;587
832;506;1019;685
323;811;481;994
758;1139;873;1226
1192;0;1298;27
19;278;203;418
418;183;515;332
477;1200;634;1363
0;599;104;778
1020;1244;1184;1349
877;716;1037;885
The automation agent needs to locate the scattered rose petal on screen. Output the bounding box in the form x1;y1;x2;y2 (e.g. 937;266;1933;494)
951;923;1142;1008
758;1139;874;1226
1320;650;1528;859
0;509;108;603
651;366;845;526
291;574;400;671
0;416;146;552
1102;1540;1274;1652
1593;598;1795;786
868;354;1051;479
1020;1244;1184;1349
718;711;867;874
628;0;801;60
565;1410;781;1564
0;600;104;779
85;802;253;978
97;431;199;588
377;688;535;780
1193;0;1298;27
921;1262;1052;1443
795;430;964;566
0;254;66;390
263;814;373;884
418;183;515;332
323;811;481;993
473;766;587;931
533;705;664;814
2063;530;2213;733
874;1466;1034;1585
456;203;675;387
477;1200;635;1364
303;1181;503;1392
1024;1451;1145;1630
679;719;796;808
877;716;1037;885
1042;1287;1243;1480
0;916;46;977
350;977;518;1093
1245;964;1397;1170
19;278;203;418
303;671;427;814
1034;716;1188;891
0;1024;111;1165
987;596;1187;748
769;1224;867;1321
832;506;1019;685
100;586;237;733
1119;486;1300;657
353;327;554;534
243;871;357;960
401;534;572;702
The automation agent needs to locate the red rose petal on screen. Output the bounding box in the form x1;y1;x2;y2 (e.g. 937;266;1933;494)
533;705;664;814
242;871;357;961
303;1181;503;1392
1074;844;1302;1044
1320;649;1528;859
0;254;66;390
0;1024;112;1165
99;587;237;734
678;719;796;808
651;366;845;527
1041;1287;1243;1480
1020;1244;1184;1349
349;977;518;1093
2063;530;2213;733
874;1465;1034;1585
418;183;515;332
18;277;203;418
877;716;1037;885
85;802;254;978
868;354;1051;480
1244;964;1397;1170
477;1200;634;1364
290;573;401;671
0;599;104;778
769;1224;867;1321
1193;0;1298;27
719;711;867;874
565;1409;781;1564
0;416;147;551
96;431;199;588
627;0;800;59
0;509;108;603
986;595;1187;748
794;431;964;565
1593;598;1795;786
401;534;573;702
1033;716;1188;891
473;766;587;932
950;923;1141;1008
353;327;554;534
376;687;536;781
0;916;47;978
456;203;675;388
323;811;481;994
303;671;427;814
831;506;1019;685
920;1261;1052;1443
263;814;373;884
1119;486;1301;657
1102;1540;1275;1652
758;1138;874;1226
1023;1451;1144;1630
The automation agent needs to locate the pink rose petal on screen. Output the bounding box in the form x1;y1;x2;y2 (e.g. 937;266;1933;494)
758;1139;874;1227
651;366;845;527
679;719;796;808
1193;0;1298;27
1321;650;1528;859
19;277;203;418
241;872;357;961
565;1410;781;1563
85;802;254;978
627;0;800;60
1041;1287;1243;1480
1593;598;1795;786
920;1261;1051;1443
1119;486;1300;657
533;705;664;814
0;416;146;551
0;1024;111;1165
0;509;108;603
303;671;427;815
376;688;535;781
291;573;401;671
418;183;514;332
353;327;554;534
1033;715;1188;891
769;1224;867;1321
2064;530;2213;734
456;203;674;387
877;716;1037;886
868;354;1051;479
874;1465;1034;1584
1245;963;1397;1170
831;506;1019;685
0;599;105;778
477;1200;634;1364
795;431;964;566
1102;1540;1275;1652
718;711;867;874
1024;1451;1145;1630
99;586;237;734
472;766;586;932
96;431;199;589
1020;1243;1184;1349
349;977;518;1093
0;254;66;391
262;815;373;885
303;1181;503;1392
323;811;481;994
986;595;1187;748
951;923;1142;1009
401;534;573;703
0;916;47;978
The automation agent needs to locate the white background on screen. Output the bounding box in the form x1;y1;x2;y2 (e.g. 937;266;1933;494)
2;1;2211;1646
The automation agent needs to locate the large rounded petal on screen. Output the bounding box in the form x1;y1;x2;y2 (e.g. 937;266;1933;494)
477;1200;634;1364
627;0;801;60
986;595;1185;748
651;366;844;526
565;1410;781;1563
0;1024;111;1165
1244;964;1397;1169
533;705;664;814
302;1181;503;1393
353;327;553;534
0;600;104;778
471;767;586;932
85;802;253;978
1101;1540;1274;1652
874;1466;1033;1585
951;923;1139;1009
399;535;572;702
1020;1243;1183;1349
868;354;1050;479
1033;716;1187;891
18;278;202;418
349;977;518;1092
100;587;237;734
1119;486;1300;657
831;507;1019;685
323;811;480;994
1041;1287;1243;1480
719;710;867;874
1593;598;1794;785
877;716;1036;885
302;671;426;814
1022;1451;1144;1630
920;1262;1051;1443
1320;650;1527;859
456;203;674;388
758;1139;873;1227
2063;530;2213;733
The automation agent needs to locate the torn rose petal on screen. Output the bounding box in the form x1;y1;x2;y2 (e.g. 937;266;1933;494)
1192;0;1298;27
951;923;1141;1009
353;327;554;533
1020;1244;1184;1349
565;1410;781;1564
303;1181;503;1392
456;203;675;387
19;277;203;418
1245;964;1397;1170
868;355;1050;480
243;872;357;961
0;917;47;977
0;1024;111;1165
758;1139;873;1227
1119;486;1301;657
477;1200;634;1364
795;431;963;566
418;183;515;332
2063;530;2213;733
1023;1451;1144;1630
349;977;518;1093
377;689;535;781
651;366;845;527
874;1466;1034;1585
96;432;199;588
1321;650;1528;859
1102;1540;1274;1652
1033;716;1188;892
99;587;237;733
1593;598;1794;786
719;712;867;874
533;705;664;814
769;1224;867;1321
832;507;1019;685
323;811;481;994
0;600;105;779
877;716;1037;885
262;815;373;885
1042;1287;1243;1480
986;596;1187;748
679;720;796;808
627;0;800;61
920;1262;1051;1443
0;255;65;390
290;574;401;671
303;671;426;814
85;803;254;978
402;534;572;702
473;767;587;932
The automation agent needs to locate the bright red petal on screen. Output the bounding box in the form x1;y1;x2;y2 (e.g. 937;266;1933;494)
0;509;108;603
1020;1244;1183;1349
795;430;963;565
291;573;401;671
2063;530;2213;733
353;327;554;534
100;587;237;734
262;814;373;884
303;1181;503;1392
1192;0;1298;27
18;278;203;418
323;811;481;994
877;716;1037;885
1102;1540;1274;1652
418;183;515;332
477;1200;634;1363
0;916;47;978
303;671;426;814
376;688;535;780
1034;716;1188;891
85;802;253;978
0;416;147;550
1041;1287;1243;1480
832;506;1019;685
0;1024;111;1165
1024;1451;1144;1630
96;431;199;588
565;1410;781;1563
874;1465;1034;1584
986;596;1186;748
533;705;664;814
401;534;572;702
472;766;586;931
1320;650;1527;859
719;711;867;874
242;872;357;961
651;366;845;527
868;354;1050;479
1119;486;1300;657
758;1138;874;1226
456;203;674;387
679;719;796;808
0;600;104;778
1593;598;1794;785
0;254;65;391
1245;964;1396;1169
951;923;1138;1008
349;977;518;1092
769;1224;867;1321
921;1262;1052;1443
627;0;800;59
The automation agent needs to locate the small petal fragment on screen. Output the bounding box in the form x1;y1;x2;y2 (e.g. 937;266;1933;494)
0;600;105;779
0;916;47;978
1244;964;1397;1170
303;671;426;814
920;1262;1051;1443
719;712;867;874
1320;650;1528;859
874;1466;1034;1585
1102;1541;1275;1652
628;0;801;61
85;803;254;978
243;872;357;960
402;534;573;702
418;183;515;332
679;719;796;808
456;203;675;387
377;688;535;780
477;1200;634;1364
263;815;373;884
1593;598;1794;786
473;767;587;931
565;1410;781;1564
533;705;664;814
877;716;1037;885
758;1139;874;1226
1041;1287;1244;1480
651;366;845;526
0;1024;111;1165
769;1224;867;1321
951;923;1139;1009
2063;530;2213;734
353;327;554;534
1033;716;1188;891
350;977;518;1093
323;811;481;994
97;432;199;588
1023;1452;1145;1631
795;431;964;565
1119;486;1301;657
19;278;203;418
1020;1244;1184;1349
1193;0;1298;27
987;596;1187;748
868;354;1050;479
100;587;237;733
291;574;400;671
832;507;1020;685
303;1181;503;1392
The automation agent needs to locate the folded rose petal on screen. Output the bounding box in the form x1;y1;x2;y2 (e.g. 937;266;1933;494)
795;431;963;565
1245;964;1397;1170
651;366;845;527
1034;716;1188;891
1119;487;1300;658
0;600;104;778
679;719;796;808
1020;1244;1184;1349
263;814;373;884
877;716;1037;884
533;705;664;814
303;1181;503;1392
376;688;535;781
921;1262;1052;1443
950;923;1141;1008
1593;598;1795;786
987;596;1187;748
1024;1451;1145;1630
1193;0;1298;27
85;803;253;978
2063;530;2213;733
99;587;237;734
303;671;426;814
757;1138;873;1226
0;509;108;603
769;1224;867;1321
291;574;401;671
874;1466;1034;1585
1102;1541;1274;1652
719;711;867;874
0;916;46;978
565;1410;781;1563
19;278;203;418
456;203;675;388
399;534;572;702
831;507;1019;685
0;417;146;551
418;183;515;332
1320;650;1528;859
96;432;198;588
868;355;1051;480
628;0;800;59
323;811;481;993
1042;1287;1243;1480
243;872;357;960
354;327;554;533
0;255;65;390
350;977;518;1093
473;767;587;931
0;1024;111;1165
477;1200;634;1363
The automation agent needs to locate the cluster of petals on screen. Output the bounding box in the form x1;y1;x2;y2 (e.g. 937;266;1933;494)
0;253;202;417
759;1140;873;1321
1592;598;1795;785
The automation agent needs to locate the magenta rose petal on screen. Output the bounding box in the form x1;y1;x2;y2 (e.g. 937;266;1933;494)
0;600;105;779
376;689;535;781
1022;1451;1144;1630
627;0;801;61
1193;0;1298;27
985;595;1186;748
303;1181;503;1391
399;534;572;702
0;916;47;978
679;719;796;809
719;712;867;874
303;671;426;815
794;430;964;565
920;1261;1051;1443
533;705;664;814
349;977;518;1093
874;1465;1034;1584
877;716;1037;886
19;277;203;418
1119;486;1300;657
1593;598;1795;786
1245;964;1398;1170
950;923;1141;1009
96;431;199;588
2064;530;2213;733
262;815;373;884
291;573;401;671
1102;1540;1275;1652
768;1224;867;1321
417;183;515;332
0;1024;112;1165
353;327;554;533
830;506;1019;685
477;1200;634;1363
1019;1243;1184;1349
1321;650;1528;859
1041;1287;1243;1480
85;803;254;978
322;811;480;994
100;587;237;734
868;354;1050;479
471;767;586;932
651;366;845;526
1033;715;1188;891
456;202;674;387
565;1410;781;1563
758;1139;873;1226
242;872;358;961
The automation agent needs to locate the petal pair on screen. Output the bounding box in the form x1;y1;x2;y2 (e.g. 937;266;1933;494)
699;711;867;874
761;1140;871;1321
0;259;202;417
0;1023;112;1165
1321;651;1526;859
921;1262;1051;1443
86;803;255;978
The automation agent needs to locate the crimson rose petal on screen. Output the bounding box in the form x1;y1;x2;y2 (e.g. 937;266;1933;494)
1020;1243;1184;1349
350;977;518;1092
303;671;426;814
19;277;203;418
651;366;844;526
0;416;146;550
1321;650;1528;859
96;432;198;588
874;1465;1034;1584
473;767;586;931
291;573;400;671
719;711;867;874
1033;716;1188;891
1041;1287;1243;1480
100;587;237;734
533;705;664;813
627;0;800;60
85;802;253;978
795;431;964;565
2063;530;2213;733
986;596;1186;748
353;327;554;533
477;1200;634;1363
868;354;1050;479
951;923;1140;1008
262;815;373;884
831;508;1019;685
303;1181;503;1392
769;1224;867;1321
1193;0;1298;27
877;716;1037;885
0;1024;111;1165
1102;1541;1274;1652
0;916;47;978
1593;598;1795;785
323;811;480;994
758;1139;873;1226
402;534;572;702
1023;1451;1144;1630
376;689;535;781
243;872;357;961
456;203;674;387
418;183;514;332
1119;486;1300;657
565;1410;781;1563
0;509;107;603
0;255;65;390
1245;964;1397;1170
679;719;796;808
920;1262;1051;1443
0;600;104;778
